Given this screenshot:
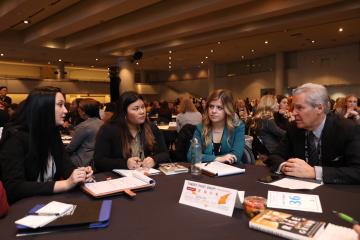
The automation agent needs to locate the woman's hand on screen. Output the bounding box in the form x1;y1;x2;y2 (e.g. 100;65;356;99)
127;157;142;170
215;154;236;164
142;157;155;168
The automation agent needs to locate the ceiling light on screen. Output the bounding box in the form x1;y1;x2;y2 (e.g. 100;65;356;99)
47;61;51;64
95;58;99;61
169;50;172;54
136;62;139;65
169;61;171;65
0;53;4;56
210;49;214;53
23;20;30;24
338;27;343;32
311;40;315;44
205;56;208;59
58;59;62;62
251;49;255;53
169;56;172;60
169;66;172;68
265;40;269;44
217;41;221;45
201;61;204;64
241;56;244;59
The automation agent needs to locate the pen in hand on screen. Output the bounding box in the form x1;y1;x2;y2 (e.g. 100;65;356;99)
333;210;359;225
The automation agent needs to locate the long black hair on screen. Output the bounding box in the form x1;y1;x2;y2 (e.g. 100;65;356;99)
0;86;64;179
111;91;155;159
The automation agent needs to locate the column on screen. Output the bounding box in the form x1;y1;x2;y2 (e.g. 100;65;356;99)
118;57;136;94
275;52;285;95
208;61;215;94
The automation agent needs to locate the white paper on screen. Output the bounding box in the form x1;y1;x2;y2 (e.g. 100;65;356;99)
266;177;323;190
198;161;245;176
318;223;358;240
36;201;74;216
15;215;58;229
267;191;323;213
179;180;242;217
113;168;160;177
157;125;169;130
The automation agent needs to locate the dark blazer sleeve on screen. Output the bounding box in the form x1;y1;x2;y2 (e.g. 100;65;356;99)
321;119;360;184
93;124;128;172
0;132;55;203
150;124;170;166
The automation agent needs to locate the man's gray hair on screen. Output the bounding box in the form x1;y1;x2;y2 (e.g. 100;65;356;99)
292;83;330;113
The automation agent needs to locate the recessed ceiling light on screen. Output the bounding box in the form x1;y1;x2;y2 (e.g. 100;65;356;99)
205;56;208;59
23;20;30;24
338;27;343;32
95;58;99;61
201;61;204;64
169;65;172;68
311;40;315;44
241;56;244;59
251;49;255;53
136;62;139;65
169;56;171;60
47;61;51;64
210;49;214;53
169;50;172;54
58;59;62;62
265;40;269;44
0;53;4;56
169;61;171;65
217;41;221;45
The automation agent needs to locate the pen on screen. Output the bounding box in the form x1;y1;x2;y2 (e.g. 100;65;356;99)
205;162;211;166
28;212;60;216
333;211;359;225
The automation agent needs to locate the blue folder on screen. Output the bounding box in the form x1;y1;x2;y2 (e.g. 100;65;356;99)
16;200;112;236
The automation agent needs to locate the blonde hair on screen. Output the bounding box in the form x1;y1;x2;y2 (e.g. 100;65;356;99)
202;89;236;147
178;98;198;113
251;95;277;131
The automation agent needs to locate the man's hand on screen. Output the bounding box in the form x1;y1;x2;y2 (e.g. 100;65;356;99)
281;158;316;179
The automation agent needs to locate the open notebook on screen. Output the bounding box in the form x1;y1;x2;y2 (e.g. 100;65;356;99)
82;171;155;198
198;161;245;176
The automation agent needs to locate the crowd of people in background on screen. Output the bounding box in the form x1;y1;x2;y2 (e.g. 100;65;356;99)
0;84;359;230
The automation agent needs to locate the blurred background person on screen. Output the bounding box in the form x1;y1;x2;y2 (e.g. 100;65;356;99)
0;86;11;106
66;98;103;167
274;95;292;131
176;98;202;132
157;100;172;124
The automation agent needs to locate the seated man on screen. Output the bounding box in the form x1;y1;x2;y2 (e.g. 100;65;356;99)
268;83;360;184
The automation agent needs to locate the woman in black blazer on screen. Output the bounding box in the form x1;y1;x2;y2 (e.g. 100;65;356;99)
94;91;169;172
0;87;93;203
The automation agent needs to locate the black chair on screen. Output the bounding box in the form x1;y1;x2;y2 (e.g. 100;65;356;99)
173;124;196;162
241;145;256;164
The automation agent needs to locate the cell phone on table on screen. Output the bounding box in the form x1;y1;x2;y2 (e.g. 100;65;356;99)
258;174;283;183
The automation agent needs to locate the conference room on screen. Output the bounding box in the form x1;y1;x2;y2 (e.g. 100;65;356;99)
0;1;360;239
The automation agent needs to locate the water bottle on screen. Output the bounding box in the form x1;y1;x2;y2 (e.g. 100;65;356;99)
190;137;202;175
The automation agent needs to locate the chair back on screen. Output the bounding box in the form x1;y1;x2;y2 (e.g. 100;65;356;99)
241;145;256;164
173;124;196;162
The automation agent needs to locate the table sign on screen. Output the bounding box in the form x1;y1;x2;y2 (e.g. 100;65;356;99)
179;180;244;217
267;191;323;213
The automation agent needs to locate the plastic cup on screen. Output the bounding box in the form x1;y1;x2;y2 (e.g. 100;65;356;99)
243;196;267;218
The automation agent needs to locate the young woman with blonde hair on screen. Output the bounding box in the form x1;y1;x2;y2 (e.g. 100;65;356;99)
176;98;202;132
187;89;245;164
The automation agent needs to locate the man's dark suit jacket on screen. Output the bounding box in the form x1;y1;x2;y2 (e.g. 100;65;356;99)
268;113;360;184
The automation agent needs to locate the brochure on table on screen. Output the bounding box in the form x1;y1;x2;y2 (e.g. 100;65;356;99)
267;191;323;213
179;180;244;217
265;177;323;190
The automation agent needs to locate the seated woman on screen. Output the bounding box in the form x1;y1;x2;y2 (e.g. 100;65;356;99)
66;98;104;167
176;98;202;132
343;95;360;124
251;95;285;155
187;89;245;164
273;95;292;131
94;91;169;171
0;87;93;203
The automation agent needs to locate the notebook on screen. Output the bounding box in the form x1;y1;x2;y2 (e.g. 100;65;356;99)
198;161;245;176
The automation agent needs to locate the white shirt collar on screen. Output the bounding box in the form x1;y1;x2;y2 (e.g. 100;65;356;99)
312;115;326;139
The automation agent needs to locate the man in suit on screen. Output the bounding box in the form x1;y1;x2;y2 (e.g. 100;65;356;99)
268;83;360;184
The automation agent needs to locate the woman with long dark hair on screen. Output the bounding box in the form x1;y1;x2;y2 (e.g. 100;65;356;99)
0;87;93;203
187;89;245;164
94;91;169;171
